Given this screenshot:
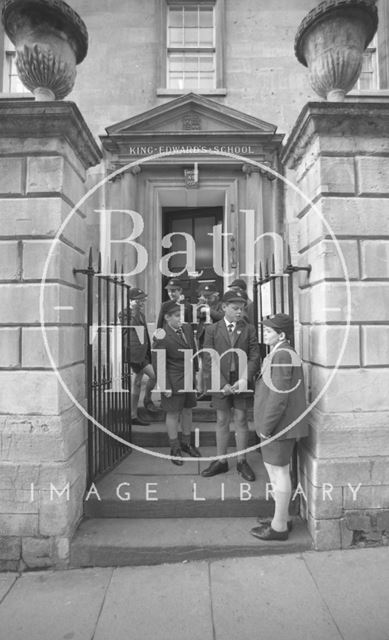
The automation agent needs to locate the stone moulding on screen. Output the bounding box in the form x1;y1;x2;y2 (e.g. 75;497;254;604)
0;101;102;169
1;0;88;100
294;0;378;102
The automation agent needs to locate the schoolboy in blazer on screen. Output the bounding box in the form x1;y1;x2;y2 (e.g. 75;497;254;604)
201;290;261;481
251;313;308;542
152;301;201;465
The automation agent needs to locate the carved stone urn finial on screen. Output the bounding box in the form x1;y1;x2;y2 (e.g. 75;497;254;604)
1;0;88;100
295;0;378;102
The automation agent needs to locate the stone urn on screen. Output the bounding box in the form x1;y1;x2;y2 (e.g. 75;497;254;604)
1;0;88;100
295;0;378;102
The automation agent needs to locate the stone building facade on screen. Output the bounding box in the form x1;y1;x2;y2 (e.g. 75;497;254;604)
1;0;389;568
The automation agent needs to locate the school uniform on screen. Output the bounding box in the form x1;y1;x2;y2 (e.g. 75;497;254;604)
254;340;309;465
122;308;151;373
152;323;197;412
202;318;260;409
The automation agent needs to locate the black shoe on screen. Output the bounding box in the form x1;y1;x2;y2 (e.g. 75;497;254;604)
143;401;160;413
250;524;288;541
132;415;150;426
170;447;184;466
181;442;201;457
201;460;228;477
256;517;293;532
237;460;256;482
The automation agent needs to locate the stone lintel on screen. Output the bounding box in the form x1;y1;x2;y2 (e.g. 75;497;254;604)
281;100;389;169
0;101;102;170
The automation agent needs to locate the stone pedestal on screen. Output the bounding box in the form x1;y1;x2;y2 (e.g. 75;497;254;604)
282;101;389;550
0;101;101;569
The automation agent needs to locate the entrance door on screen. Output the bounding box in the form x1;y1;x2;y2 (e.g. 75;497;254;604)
162;207;223;303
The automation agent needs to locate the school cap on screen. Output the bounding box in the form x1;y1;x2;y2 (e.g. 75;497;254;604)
261;313;293;333
198;283;219;295
129;287;147;300
164;300;182;315
165;278;183;289
228;278;247;291
222;290;247;304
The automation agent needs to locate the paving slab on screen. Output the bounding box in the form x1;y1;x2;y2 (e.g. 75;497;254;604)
0;573;17;603
94;563;213;640
70;517;312;567
0;568;113;640
210;555;342;640
304;548;389;640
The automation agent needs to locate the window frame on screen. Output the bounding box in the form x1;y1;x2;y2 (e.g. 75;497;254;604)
353;35;380;92
158;0;226;96
1;31;31;96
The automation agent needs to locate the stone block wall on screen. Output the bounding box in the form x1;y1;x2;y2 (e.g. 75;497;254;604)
0;102;101;570
282;102;389;550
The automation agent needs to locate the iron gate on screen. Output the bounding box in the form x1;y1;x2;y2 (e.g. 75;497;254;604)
75;250;132;484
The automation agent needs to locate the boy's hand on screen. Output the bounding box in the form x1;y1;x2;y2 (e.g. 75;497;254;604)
163;390;172;398
221;384;233;396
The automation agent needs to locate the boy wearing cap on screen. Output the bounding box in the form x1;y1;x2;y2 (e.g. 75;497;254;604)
157;279;192;329
228;278;255;326
201;290;261;481
250;313;308;541
121;287;158;426
152;301;201;464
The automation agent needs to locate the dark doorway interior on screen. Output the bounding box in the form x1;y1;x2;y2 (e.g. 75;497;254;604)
162;206;224;303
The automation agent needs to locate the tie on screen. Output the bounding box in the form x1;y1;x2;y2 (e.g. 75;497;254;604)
227;323;236;371
176;327;187;343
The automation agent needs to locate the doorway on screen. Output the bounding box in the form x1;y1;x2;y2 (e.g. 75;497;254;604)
162;206;224;303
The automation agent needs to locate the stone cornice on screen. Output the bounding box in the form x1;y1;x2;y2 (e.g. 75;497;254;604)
281;100;389;169
0;100;102;169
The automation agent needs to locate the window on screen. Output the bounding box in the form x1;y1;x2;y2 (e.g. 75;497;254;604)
2;35;29;93
158;0;225;95
167;4;216;91
354;36;379;91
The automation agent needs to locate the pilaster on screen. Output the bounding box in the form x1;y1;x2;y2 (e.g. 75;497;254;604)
0;101;101;570
282;101;389;550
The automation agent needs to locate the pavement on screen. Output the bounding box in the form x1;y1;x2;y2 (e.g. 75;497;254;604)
1;546;389;640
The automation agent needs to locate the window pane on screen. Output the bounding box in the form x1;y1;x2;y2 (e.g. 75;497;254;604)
199;56;214;71
183;28;198;46
184;56;199;71
183;75;198;89
199;27;214;46
169;56;184;71
199;7;214;27
169;8;183;27
183;8;198;28
168;28;183;46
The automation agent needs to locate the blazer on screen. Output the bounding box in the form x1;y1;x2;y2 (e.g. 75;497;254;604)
202;319;261;393
122;309;151;364
254;341;309;440
152;323;197;394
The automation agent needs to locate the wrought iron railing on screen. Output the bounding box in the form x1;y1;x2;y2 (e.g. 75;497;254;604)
74;249;132;484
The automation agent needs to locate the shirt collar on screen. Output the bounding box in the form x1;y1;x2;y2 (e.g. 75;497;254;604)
224;318;236;329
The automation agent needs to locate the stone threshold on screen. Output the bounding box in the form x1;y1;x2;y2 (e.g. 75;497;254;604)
70;517;313;568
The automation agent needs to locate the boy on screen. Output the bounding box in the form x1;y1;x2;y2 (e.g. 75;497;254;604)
201;290;261;480
152;301;201;464
157;278;192;329
121;287;158;425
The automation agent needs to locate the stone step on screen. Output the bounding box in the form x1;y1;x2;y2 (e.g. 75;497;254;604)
130;420;259;448
70;517;313;568
138;401;255;423
85;448;298;519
